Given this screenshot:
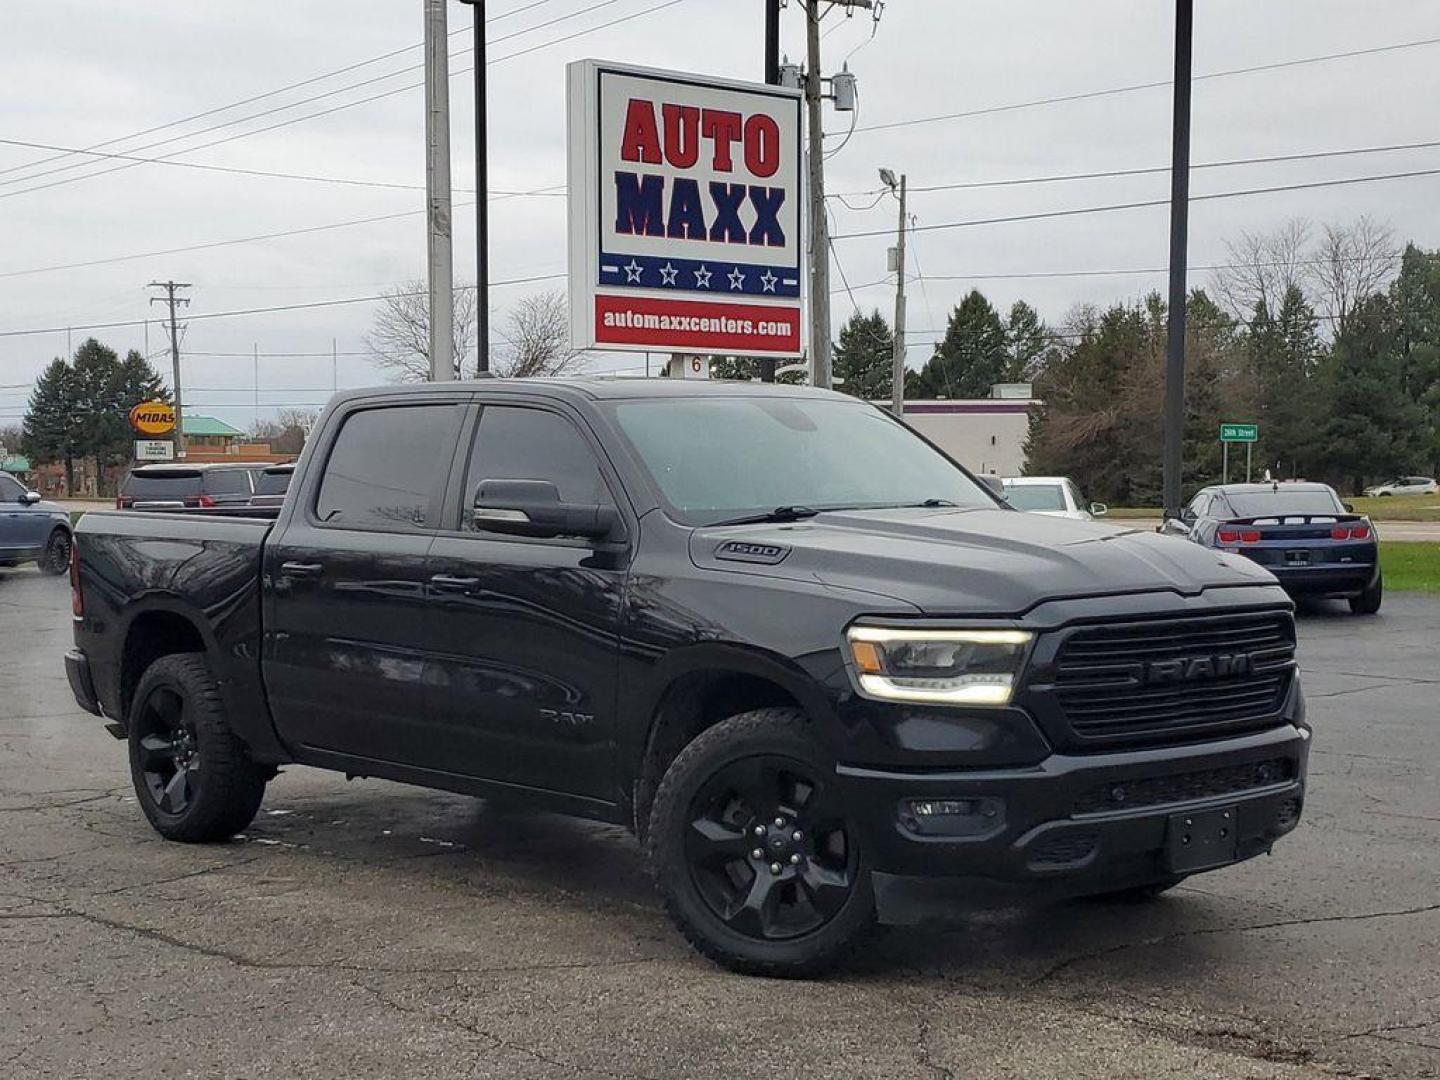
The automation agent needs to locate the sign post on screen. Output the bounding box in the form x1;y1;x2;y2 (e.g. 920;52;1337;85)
567;60;804;365
1219;422;1257;484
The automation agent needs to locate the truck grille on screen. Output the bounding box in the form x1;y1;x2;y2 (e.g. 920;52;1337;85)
1047;611;1296;746
1072;757;1295;814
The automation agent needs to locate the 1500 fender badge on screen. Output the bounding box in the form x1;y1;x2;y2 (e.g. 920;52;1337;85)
715;540;790;565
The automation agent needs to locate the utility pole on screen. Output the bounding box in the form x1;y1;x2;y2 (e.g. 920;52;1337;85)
459;0;489;374
803;1;831;390
148;281;190;456
887;172;907;418
759;0;782;384
424;0;455;381
1162;0;1194;519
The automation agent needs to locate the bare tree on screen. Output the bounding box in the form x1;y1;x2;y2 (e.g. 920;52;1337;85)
364;280;477;381
493;291;587;378
1307;216;1397;336
1212;218;1311;319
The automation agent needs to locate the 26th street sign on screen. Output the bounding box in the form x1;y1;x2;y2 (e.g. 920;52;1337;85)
1220;423;1258;443
567;60;804;357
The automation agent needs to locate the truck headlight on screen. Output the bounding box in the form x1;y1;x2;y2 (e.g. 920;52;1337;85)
845;626;1033;706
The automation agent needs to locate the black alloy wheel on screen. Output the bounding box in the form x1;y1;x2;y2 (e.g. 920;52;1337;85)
40;529;70;576
134;684;201;817
685;754;857;941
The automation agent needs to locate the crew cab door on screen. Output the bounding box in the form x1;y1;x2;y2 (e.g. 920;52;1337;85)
263;398;468;765
424;401;629;800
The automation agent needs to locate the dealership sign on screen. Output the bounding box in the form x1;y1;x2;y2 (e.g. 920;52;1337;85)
567;60;804;357
129;400;176;436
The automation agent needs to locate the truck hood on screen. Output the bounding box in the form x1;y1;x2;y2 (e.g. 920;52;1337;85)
690;506;1276;616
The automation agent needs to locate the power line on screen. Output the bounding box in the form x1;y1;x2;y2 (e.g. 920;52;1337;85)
0;186;565;281
838;35;1440;137
0;274;567;340
0;136;571;196
831;166;1440;241
830;138;1440;202
0;0;560;182
0;0;680;201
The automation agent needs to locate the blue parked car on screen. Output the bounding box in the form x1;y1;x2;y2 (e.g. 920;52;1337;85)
0;471;73;575
1162;482;1381;614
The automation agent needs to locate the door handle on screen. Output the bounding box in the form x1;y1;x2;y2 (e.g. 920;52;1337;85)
429;574;479;594
279;561;323;579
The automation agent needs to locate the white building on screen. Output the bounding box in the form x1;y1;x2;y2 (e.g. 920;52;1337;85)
901;397;1038;477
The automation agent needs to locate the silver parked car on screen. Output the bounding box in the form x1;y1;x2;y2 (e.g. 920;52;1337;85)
1001;476;1108;520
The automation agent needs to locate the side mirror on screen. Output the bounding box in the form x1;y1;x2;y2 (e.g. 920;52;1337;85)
472;479;619;541
1344;502;1355;513
22;491;41;505
1089;502;1108;517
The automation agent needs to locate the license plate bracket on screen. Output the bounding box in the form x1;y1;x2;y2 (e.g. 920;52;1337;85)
1284;549;1310;566
1166;805;1240;873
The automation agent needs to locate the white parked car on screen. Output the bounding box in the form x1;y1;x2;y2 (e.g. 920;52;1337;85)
1363;476;1438;497
1001;476;1108;520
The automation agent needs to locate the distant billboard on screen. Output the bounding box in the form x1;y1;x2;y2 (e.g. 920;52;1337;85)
567;60;804;358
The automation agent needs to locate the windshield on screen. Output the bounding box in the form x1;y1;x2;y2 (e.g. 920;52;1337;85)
1003;483;1066;512
1223;489;1344;517
607;396;997;525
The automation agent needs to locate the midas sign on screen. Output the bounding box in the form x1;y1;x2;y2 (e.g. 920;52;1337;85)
129;400;176;436
567;61;803;357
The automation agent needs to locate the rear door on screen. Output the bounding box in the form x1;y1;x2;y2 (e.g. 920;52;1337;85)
263;397;469;765
423;401;629;799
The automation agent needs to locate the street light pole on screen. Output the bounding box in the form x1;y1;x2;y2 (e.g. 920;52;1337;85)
458;0;489;375
424;0;455;382
1162;0;1194;518
759;0;781;383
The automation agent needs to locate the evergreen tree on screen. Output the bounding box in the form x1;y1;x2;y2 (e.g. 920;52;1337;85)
831;310;895;400
709;356;804;384
908;290;1008;398
1314;294;1424;492
22;358;83;492
1388;244;1440;474
1247;286;1323;479
1003;300;1051;382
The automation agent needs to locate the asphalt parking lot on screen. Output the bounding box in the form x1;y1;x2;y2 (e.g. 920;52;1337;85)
2;567;1437;1080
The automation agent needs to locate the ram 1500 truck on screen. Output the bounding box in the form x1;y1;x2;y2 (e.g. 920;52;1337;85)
65;380;1309;975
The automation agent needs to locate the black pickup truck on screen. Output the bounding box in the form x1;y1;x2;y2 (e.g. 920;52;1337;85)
66;380;1309;975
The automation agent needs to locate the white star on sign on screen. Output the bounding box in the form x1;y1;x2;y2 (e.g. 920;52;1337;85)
728;267;746;291
659;262;679;286
693;265;713;288
760;270;778;293
623;259;644;283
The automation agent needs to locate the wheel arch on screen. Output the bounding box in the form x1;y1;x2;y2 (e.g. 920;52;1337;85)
626;643;836;839
119;603;212;725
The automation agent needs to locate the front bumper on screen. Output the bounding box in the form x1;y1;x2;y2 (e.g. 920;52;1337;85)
836;722;1309;922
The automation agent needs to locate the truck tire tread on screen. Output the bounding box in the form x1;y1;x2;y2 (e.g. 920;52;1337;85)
646;707;875;978
128;654;267;842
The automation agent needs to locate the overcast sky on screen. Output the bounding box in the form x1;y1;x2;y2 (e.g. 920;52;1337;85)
2;0;1437;431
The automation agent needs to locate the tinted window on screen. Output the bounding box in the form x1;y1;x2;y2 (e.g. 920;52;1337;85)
0;474;25;500
253;468;293;496
203;469;252;497
1003;483;1066;512
608;397;995;525
121;470;202;499
316;404;464;529
462;406;610;528
1224;488;1344;517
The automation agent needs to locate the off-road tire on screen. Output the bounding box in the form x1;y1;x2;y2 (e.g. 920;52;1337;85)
646;708;875;977
1349;572;1383;615
37;528;70;576
128;654;267;842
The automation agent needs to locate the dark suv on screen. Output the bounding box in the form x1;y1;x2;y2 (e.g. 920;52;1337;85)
116;463;261;510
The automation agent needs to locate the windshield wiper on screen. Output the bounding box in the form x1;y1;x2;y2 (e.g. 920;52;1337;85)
711;505;823;527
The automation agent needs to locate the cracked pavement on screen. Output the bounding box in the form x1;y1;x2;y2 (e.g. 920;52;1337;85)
1;568;1437;1079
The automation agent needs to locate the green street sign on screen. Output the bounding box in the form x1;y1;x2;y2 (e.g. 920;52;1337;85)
1220;423;1258;443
